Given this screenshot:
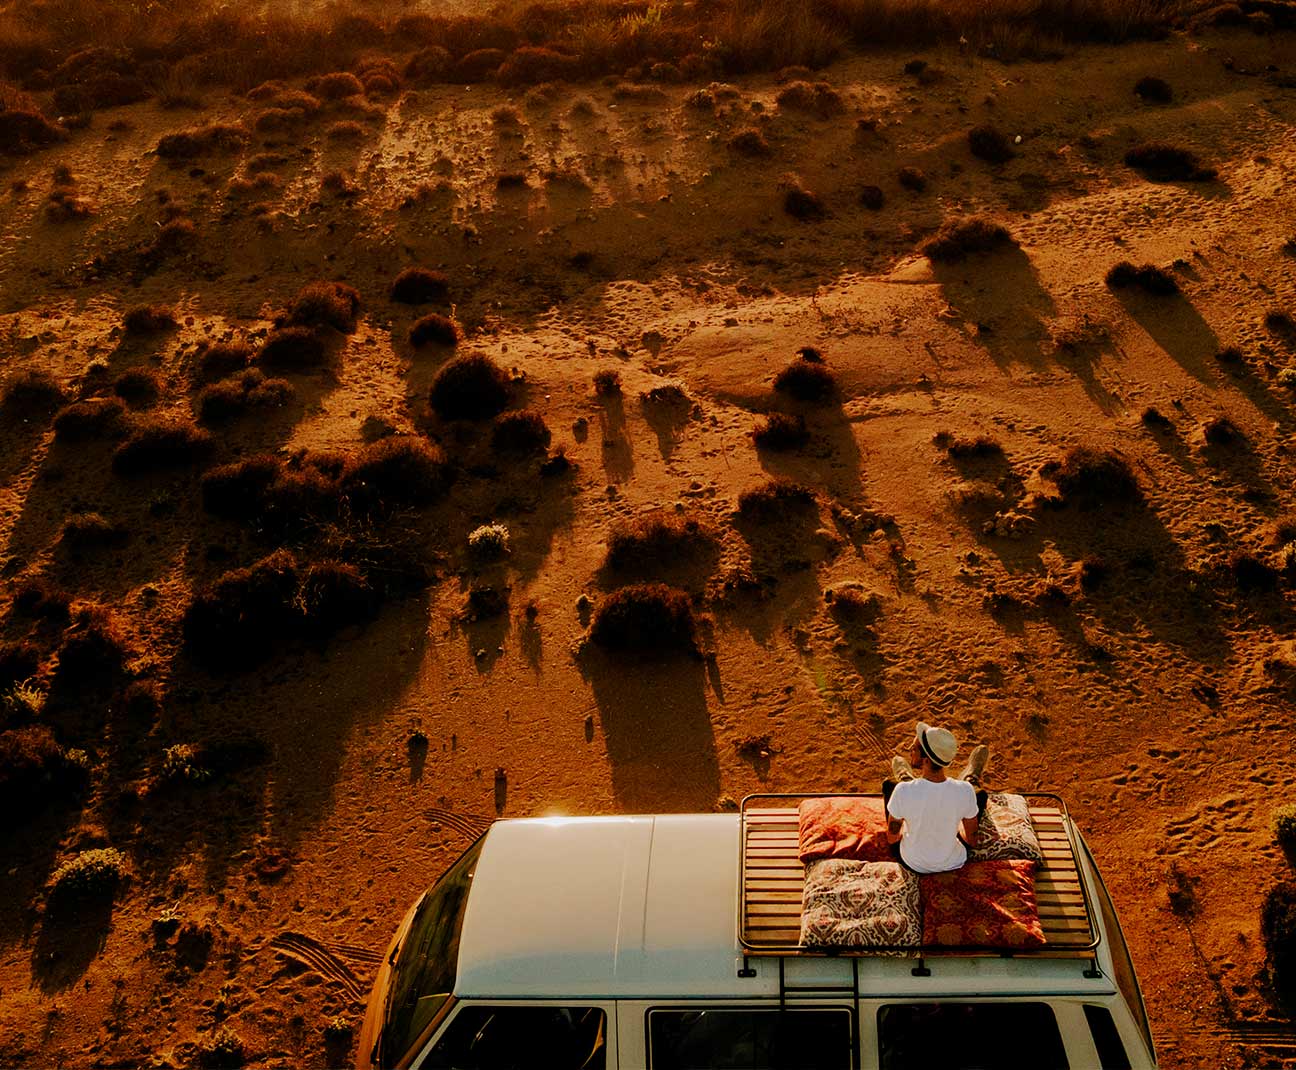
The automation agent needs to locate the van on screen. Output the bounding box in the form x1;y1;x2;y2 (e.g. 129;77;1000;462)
357;794;1156;1069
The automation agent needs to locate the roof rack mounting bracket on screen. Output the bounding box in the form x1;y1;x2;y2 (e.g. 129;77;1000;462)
1083;957;1103;980
737;956;757;979
911;956;931;978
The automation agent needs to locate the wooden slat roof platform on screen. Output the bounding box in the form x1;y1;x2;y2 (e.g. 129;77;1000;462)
740;794;1097;958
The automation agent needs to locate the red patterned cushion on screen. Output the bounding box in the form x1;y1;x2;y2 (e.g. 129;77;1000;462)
919;859;1045;949
798;797;891;863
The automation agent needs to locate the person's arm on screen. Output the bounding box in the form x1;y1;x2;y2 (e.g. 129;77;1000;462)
886;784;907;844
959;782;979;848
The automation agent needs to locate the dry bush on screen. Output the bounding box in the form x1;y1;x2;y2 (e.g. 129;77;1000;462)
454;48;507;82
339;436;448;515
56;604;130;680
491;104;522;128
775;80;845;118
1145;401;1176;427
898;165;927;191
738;479;817;521
968;125;1014;164
196;369;294;424
940;432;1004;459
495;171;528;190
390;267;449;305
491;410;551;454
246;152;288;173
60;512;124;551
52;398;127;441
0;108;67;156
44;172;94;222
48;848;126;904
253;107;311;135
1134;75;1172;102
0;725;87;809
295;561;377;638
1264;882;1296;998
589;584;698;656
405;46;454;85
593;369;622;396
728;127;771;156
409;313;461;348
195;341;253;382
325;119;366;141
112;368;160;406
285;281;361;334
606;512;718;572
0;639;41;691
1231;552;1277;593
227;171;284;198
258;327;326;369
123;305;177;334
859;184;884;210
1124;142;1216;182
1045;447;1142;507
826;582;882;626
921;217;1017;262
156;123;249;160
429;353;511;420
1202;415;1242;446
111;418;213;475
13;578;72;623
498;46;581;87
3;369;65;414
1105;261;1179;296
774;358;836;402
183;550;302;670
305;71;364;100
781;174;826;220
753;413;809;450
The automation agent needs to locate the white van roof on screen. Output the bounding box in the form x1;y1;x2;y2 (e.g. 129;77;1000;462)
453;814;1119;1000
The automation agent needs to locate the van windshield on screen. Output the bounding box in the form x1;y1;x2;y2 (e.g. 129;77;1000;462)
380;837;484;1067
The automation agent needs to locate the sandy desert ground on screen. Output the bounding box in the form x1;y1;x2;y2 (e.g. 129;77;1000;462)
1;8;1296;1068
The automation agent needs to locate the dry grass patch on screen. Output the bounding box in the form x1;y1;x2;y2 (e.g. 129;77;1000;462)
774;358;836;402
728;127;771;157
258;327;327;370
753;413;809;450
3;369;65;415
196;370;294;424
123;305;177;334
491;410;551;454
921;217;1017;262
409;314;461;348
775;80;844;117
1134;76;1172;102
589;584;698;657
1044;447;1142;507
156;123;249;160
111;418;213;475
1124;142;1216;182
429;354;511;420
737;478;817;522
284;281;361;334
1106;261;1179;295
780;174;826;220
52;398;127;441
968;125;1014;164
390;267;449;305
606;512;718;572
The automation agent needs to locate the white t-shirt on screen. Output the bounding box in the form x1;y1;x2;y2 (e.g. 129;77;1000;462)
887;777;979;874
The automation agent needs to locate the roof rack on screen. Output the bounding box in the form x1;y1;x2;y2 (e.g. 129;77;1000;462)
738;792;1100;962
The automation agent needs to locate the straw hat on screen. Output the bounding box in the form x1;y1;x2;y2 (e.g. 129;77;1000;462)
915;721;958;767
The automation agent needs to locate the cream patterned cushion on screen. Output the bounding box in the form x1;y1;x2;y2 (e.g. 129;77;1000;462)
800;859;922;949
968;792;1045;864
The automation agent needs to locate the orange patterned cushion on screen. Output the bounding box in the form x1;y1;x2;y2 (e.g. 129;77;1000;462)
798;797;891;863
920;859;1045;949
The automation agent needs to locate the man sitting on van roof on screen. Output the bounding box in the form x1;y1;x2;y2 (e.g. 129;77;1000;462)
883;722;989;875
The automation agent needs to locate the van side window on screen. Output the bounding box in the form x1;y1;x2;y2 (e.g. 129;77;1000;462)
423;1005;606;1070
877;1003;1068;1070
1083;1005;1131;1070
647;1008;852;1069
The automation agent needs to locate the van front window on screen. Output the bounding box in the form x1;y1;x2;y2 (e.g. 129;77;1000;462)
381;837;484;1067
